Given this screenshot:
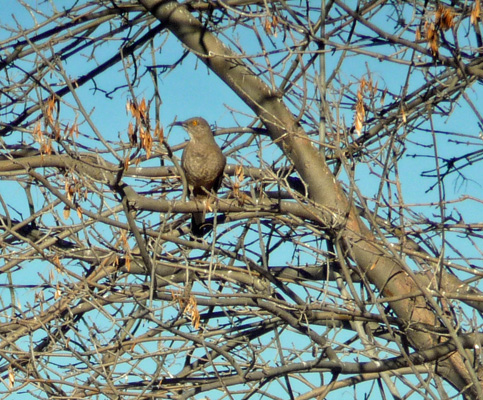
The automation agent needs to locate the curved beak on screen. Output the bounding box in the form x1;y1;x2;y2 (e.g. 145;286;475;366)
169;120;186;128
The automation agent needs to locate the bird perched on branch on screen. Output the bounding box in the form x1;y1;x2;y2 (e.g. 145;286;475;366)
172;117;226;236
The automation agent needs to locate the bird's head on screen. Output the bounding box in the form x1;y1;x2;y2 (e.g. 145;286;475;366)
171;117;212;141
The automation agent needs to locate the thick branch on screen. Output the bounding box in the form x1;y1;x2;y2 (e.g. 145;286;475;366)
138;0;483;396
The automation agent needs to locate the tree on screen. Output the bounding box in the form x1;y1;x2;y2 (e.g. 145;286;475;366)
0;0;482;398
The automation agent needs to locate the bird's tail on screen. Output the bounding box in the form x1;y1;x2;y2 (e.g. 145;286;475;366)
191;212;205;237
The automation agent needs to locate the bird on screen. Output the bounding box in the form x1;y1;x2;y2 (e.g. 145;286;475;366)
172;117;226;236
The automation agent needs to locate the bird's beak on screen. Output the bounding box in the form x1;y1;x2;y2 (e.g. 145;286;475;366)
169;120;185;128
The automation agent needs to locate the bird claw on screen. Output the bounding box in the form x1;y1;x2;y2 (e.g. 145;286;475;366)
205;197;214;213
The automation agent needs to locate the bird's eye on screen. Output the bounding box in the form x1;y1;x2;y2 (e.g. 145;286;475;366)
192;120;199;127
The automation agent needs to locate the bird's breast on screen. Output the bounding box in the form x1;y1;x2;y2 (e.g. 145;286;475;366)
182;144;225;191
